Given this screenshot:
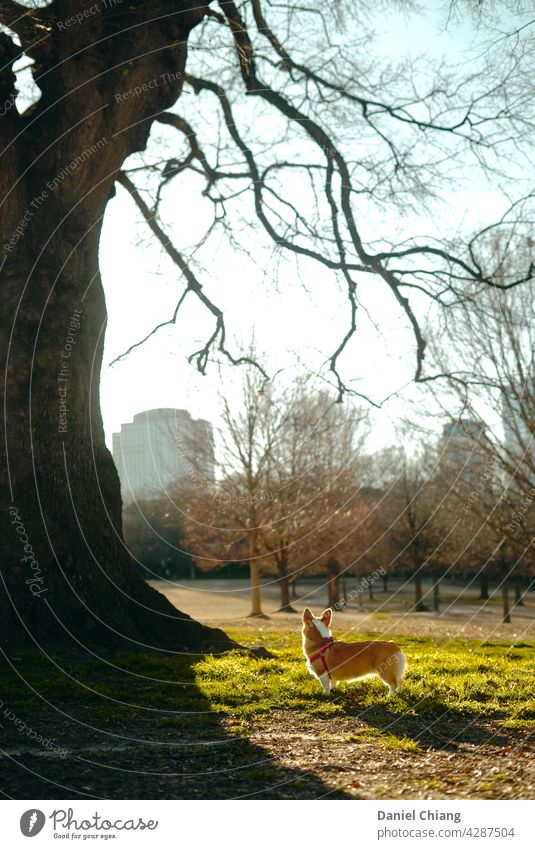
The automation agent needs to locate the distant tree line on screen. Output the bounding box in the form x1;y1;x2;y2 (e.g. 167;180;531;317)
124;342;535;623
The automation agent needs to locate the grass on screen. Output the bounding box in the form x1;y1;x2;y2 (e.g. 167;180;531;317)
2;629;534;799
2;631;534;753
194;631;535;750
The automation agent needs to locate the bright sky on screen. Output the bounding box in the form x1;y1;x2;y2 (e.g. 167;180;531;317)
98;2;525;454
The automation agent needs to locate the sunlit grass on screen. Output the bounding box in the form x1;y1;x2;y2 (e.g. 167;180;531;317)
194;631;535;725
1;631;533;753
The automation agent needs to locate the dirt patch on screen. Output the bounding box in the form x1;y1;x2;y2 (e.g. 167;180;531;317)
2;691;533;799
0;704;347;800
239;711;535;800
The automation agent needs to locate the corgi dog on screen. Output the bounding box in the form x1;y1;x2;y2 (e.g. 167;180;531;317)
302;607;406;695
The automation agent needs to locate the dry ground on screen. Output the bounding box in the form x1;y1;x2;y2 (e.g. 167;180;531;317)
149;577;535;642
1;579;533;800
154;579;535;800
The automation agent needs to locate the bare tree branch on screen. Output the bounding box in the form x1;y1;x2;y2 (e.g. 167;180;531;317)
111;171;268;379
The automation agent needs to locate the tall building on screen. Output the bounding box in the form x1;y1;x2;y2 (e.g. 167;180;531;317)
502;382;535;484
440;418;486;481
503;382;534;455
112;408;215;504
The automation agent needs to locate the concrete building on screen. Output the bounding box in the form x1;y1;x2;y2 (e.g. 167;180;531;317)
503;383;534;456
440;418;486;481
502;382;535;486
112;408;214;504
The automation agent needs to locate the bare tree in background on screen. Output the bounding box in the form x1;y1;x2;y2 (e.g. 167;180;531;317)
1;0;534;648
430;251;535;622
179;374;368;613
179;366;287;616
379;446;446;612
260;389;369;611
122;494;193;579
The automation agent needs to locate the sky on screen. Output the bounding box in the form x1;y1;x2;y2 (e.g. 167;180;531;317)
96;1;526;456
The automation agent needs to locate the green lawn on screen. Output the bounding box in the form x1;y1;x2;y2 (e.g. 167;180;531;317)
3;631;534;748
1;631;534;798
199;633;535;749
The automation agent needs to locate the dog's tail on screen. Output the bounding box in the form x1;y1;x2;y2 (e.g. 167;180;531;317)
392;650;407;689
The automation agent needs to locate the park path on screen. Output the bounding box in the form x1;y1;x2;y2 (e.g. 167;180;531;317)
149;579;535;641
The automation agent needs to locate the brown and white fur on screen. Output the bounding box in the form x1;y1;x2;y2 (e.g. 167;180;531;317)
302;607;407;695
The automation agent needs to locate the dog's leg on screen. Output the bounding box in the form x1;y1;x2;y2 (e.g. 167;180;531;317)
318;672;331;694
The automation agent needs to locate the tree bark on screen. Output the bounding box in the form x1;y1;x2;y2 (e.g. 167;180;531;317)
499;543;511;624
1;235;231;651
432;577;440;613
327;558;340;607
278;575;296;612
502;581;512;624
276;550;296;612
514;576;525;606
0;2;234;653
413;573;428;612
249;559;263;617
249;516;267;618
382;575;388;593
479;573;490;600
248;530;264;617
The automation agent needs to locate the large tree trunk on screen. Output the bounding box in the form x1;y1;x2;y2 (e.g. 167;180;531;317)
479;573;490;600
1;240;230;650
0;3;233;653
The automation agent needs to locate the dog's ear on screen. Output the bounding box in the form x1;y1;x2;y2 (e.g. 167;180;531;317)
302;607;313;623
321;608;332;626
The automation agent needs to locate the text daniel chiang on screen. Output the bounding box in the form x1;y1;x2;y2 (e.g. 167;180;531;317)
378;810;461;824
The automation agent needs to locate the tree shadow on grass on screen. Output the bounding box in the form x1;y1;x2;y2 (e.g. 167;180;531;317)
0;650;349;800
332;689;525;751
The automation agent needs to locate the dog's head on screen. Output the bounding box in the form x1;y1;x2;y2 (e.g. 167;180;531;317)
302;607;332;641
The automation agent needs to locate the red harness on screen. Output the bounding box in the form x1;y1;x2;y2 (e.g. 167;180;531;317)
309;637;334;677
